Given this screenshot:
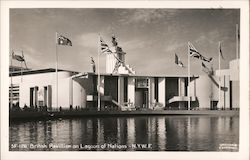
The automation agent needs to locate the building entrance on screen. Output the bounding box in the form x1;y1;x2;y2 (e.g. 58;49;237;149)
135;88;148;109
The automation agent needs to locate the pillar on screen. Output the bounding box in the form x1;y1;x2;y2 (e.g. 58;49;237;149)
178;77;185;96
149;77;155;109
178;77;185;109
100;76;105;95
158;78;166;107
128;77;135;106
47;85;52;110
69;78;73;107
34;86;38;107
118;76;125;106
222;75;230;109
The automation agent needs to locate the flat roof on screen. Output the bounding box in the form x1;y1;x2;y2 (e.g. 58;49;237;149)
9;68;199;78
9;68;78;77
89;72;199;78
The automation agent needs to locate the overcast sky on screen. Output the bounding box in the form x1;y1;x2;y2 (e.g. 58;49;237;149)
10;9;239;76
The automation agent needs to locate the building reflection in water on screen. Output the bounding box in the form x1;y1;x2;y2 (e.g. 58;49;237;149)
44;121;53;148
117;118;121;144
147;117;156;149
126;118;135;149
97;118;104;145
135;117;149;146
9;116;239;151
103;118;118;145
157;117;166;150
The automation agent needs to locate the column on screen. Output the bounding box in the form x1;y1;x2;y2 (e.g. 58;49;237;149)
148;78;155;109
47;85;52;110
224;75;230;109
44;86;48;107
158;78;166;107
128;77;135;106
118;76;124;107
178;77;185;109
30;88;34;107
100;76;105;95
69;78;73;107
34;86;38;107
178;77;185;96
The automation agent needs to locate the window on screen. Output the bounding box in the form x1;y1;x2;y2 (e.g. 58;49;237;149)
136;78;149;88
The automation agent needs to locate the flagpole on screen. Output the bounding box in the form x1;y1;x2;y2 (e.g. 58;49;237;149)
56;32;58;111
211;62;213;109
21;50;23;82
218;41;221;110
236;24;239;59
97;35;101;111
10;51;13;110
188;42;190;110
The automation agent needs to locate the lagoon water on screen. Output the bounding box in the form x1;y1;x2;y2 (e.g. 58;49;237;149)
9;116;239;151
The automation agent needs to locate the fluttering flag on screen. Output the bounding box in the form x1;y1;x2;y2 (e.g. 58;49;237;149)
175;53;184;68
12;51;25;62
188;42;212;62
57;35;72;46
219;42;224;60
100;37;112;54
90;57;96;73
111;35;118;46
11;51;28;69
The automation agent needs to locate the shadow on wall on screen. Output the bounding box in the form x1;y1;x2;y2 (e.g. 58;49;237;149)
208;74;228;92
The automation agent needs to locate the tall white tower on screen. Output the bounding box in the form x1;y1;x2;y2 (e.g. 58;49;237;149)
106;36;135;75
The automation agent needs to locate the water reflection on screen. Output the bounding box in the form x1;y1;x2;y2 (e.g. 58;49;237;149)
9;116;239;151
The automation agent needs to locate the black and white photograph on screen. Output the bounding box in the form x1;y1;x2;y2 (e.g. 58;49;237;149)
1;1;249;160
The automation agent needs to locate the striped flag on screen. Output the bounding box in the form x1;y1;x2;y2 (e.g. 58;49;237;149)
100;37;112;54
175;53;184;68
57;35;72;46
188;42;212;62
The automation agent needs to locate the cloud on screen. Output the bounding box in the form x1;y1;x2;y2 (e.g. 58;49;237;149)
165;41;186;52
118;9;180;25
76;33;99;48
195;30;221;44
129;10;165;23
20;45;54;69
122;39;148;51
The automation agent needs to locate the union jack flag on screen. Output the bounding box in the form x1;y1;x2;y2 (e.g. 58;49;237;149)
100;37;112;54
188;42;212;62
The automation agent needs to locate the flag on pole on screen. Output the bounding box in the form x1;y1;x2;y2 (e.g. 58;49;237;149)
57;35;72;46
112;35;118;46
188;42;212;62
91;57;96;73
100;37;112;54
175;53;184;67
219;42;224;60
12;51;25;62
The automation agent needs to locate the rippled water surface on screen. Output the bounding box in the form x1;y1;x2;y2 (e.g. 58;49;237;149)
9;116;239;151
